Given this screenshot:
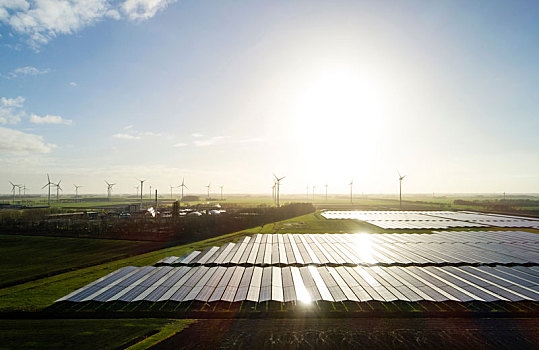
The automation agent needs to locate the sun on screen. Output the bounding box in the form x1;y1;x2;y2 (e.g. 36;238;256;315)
291;67;386;173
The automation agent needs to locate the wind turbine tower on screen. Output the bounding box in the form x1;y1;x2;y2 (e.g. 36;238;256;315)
220;185;224;201
179;178;188;203
170;185;175;200
74;185;82;202
105;181;115;202
273;174;285;207
138;179;146;205
41;174;53;206
22;185;27;204
205;183;211;200
325;184;328;201
349;179;353;204
9;181;17;203
54;180;62;202
398;171;406;210
312;185;315;201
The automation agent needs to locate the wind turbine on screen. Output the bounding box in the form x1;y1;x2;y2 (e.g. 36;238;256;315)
349;179;353;204
325;183;328;201
74;185;82;201
312;185;316;201
273;174;285;207
9;181;17;203
54;180;62;202
105;180;115;202
137;179;146;204
135;185;139;197
205;183;211;200
22;185;27;204
398;171;406;209
271;181;276;205
220;185;224;201
179;178;188;202
41;174;53;206
170;185;175;200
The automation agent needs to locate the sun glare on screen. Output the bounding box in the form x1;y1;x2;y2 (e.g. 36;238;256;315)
350;234;378;264
291;67;386;174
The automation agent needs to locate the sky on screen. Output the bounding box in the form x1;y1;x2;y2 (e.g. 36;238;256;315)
0;0;538;196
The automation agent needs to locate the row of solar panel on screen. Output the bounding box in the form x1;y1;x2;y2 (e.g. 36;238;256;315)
322;211;539;229
58;265;539;304
364;220;485;229
155;232;539;267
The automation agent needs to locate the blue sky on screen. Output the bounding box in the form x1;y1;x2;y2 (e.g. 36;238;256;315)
0;0;538;196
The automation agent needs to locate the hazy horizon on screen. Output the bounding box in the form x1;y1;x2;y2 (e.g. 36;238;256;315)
1;1;538;195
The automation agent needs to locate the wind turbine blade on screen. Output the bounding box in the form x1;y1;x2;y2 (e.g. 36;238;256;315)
42;184;48;189
47;174;50;182
57;180;61;186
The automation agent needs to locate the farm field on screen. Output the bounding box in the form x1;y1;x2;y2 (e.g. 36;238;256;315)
0;319;194;350
152;318;539;349
0;235;165;288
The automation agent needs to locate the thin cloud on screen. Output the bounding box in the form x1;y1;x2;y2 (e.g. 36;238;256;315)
30;114;73;125
0;126;57;154
69;82;78;86
0;96;25;124
113;133;141;140
1;96;25;108
235;137;265;144
8;66;50;78
194;136;230;147
173;142;187;147
112;127;161;140
122;0;177;20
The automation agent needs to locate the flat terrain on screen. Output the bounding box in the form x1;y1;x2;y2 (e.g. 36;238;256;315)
1;210;538;349
153;318;539;349
0;235;165;288
0;319;194;350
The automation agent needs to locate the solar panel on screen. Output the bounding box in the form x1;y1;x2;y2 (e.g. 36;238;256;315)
221;266;245;302
59;228;539;305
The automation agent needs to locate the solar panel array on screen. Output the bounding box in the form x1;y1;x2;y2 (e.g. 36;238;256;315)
58;264;539;303
321;210;539;229
58;230;539;304
154;232;539;266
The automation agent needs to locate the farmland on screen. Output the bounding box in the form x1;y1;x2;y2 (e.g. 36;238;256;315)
0;319;194;350
0;235;166;288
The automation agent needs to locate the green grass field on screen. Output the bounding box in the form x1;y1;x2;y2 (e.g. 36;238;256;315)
0;235;165;288
0;319;194;350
